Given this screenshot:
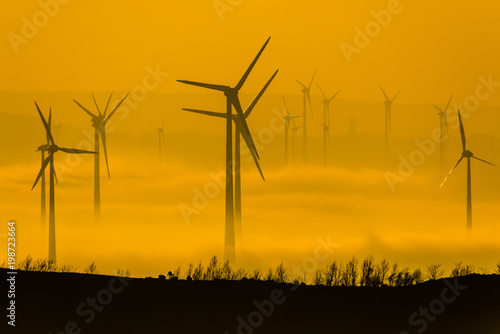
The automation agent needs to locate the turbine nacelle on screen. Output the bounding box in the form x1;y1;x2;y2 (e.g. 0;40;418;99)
91;116;106;129
37;144;50;152
283;115;299;121
462;150;473;158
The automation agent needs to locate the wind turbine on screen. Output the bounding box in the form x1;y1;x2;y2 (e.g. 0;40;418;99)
182;72;277;248
317;85;341;165
282;96;300;165
158;118;166;161
178;37;276;264
433;95;453;168
38;110;52;236
73;93;128;223
297;71;316;162
379;86;399;155
322;116;331;164
290;119;301;162
440;110;495;231
32;102;96;261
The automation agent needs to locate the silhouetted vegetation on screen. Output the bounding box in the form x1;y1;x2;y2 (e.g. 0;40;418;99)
7;255;500;287
8;255;131;277
426;263;445;280
451;262;475;277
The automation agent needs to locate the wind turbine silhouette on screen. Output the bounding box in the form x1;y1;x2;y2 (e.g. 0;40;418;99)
32;102;96;261
317;85;341;165
440;110;495;231
433;95;453;168
282;96;300;165
73;93;128;223
297;71;316;162
379;86;399;156
183;72;277;248
322;116;331;163
178;37;276;264
38;112;52;236
158;118;166;161
290;119;301;162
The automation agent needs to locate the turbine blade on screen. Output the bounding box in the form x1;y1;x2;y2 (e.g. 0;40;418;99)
308;70;317;89
183;108;226;118
92;93;102;116
433;105;443;112
391;92;400;102
231;97;260;159
35;102;55;145
177;80;228;92
296;80;307;89
317;84;327;100
282;95;290;116
234;117;265;181
235;37;271;91
99;129;111;178
458;110;466;151
59;147;97;154
243;69;279;118
379;85;389;100
73;99;97;118
105;94;129;122
444;95;453;112
47;109;52;144
103;93;113;118
440;156;463;187
330;90;341;102
53;163;59;185
472;156;496;166
32;155;52;190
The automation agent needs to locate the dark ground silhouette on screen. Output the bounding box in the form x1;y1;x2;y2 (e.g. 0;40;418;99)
2;268;500;333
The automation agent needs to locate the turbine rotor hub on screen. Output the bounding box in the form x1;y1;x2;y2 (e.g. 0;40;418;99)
91;116;105;128
48;145;59;154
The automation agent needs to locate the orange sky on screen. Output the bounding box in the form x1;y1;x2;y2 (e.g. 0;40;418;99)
1;1;500;278
1;1;500;103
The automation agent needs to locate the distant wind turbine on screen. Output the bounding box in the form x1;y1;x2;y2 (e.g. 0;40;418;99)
433;95;453;168
317;85;341;165
32;102;96;261
178;37;276;264
297;71;316;162
282;96;300;165
379;86;399;155
440;110;495;231
290;119;301;162
158;118;166;161
38;111;52;236
73;93;128;223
